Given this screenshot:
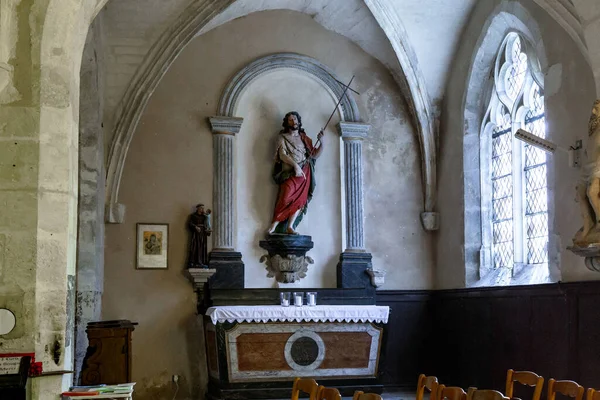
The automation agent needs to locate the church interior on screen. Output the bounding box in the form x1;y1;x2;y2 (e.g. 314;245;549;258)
2;0;600;399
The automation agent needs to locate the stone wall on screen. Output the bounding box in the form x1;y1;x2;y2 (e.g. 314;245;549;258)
0;0;109;398
75;16;106;384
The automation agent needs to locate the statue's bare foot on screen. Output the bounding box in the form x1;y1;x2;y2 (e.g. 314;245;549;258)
266;221;279;236
286;227;299;235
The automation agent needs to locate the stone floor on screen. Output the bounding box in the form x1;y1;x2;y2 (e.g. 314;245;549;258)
379;392;417;400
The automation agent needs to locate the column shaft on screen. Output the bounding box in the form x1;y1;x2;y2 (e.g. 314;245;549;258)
344;140;365;250
213;134;234;250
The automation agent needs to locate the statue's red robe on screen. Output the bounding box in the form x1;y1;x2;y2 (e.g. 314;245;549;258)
271;132;316;226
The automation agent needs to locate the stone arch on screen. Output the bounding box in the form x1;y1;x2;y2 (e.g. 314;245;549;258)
217;53;360;121
103;0;435;225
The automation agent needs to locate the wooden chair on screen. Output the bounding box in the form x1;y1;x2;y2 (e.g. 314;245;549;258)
467;388;510;400
586;389;600;400
437;385;467;400
317;386;342;400
417;374;440;400
547;379;584;400
505;369;544;400
291;378;319;400
352;391;383;400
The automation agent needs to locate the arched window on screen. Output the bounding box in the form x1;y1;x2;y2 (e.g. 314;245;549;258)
481;32;548;271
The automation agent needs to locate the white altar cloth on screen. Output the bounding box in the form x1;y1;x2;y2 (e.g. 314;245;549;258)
206;305;389;325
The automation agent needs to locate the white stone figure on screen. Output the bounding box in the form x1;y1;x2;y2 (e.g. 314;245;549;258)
574;99;600;247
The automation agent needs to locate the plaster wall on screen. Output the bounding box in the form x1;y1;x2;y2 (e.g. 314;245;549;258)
438;0;597;290
572;0;600;94
103;9;430;398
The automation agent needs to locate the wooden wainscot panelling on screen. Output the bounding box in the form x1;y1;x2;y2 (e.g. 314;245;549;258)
431;282;600;393
375;290;433;390
205;322;220;380
375;282;600;393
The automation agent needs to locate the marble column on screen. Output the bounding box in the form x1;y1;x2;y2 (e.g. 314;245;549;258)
336;122;376;289
207;117;244;288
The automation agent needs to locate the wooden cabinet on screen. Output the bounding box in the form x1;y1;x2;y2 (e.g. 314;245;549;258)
80;320;137;385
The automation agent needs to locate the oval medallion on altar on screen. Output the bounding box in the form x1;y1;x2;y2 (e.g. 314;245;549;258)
284;329;325;371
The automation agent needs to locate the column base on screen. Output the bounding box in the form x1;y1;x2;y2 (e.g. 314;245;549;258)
208;250;245;289
336;251;374;289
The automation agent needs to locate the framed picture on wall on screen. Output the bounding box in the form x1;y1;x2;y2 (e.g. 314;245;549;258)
136;223;169;269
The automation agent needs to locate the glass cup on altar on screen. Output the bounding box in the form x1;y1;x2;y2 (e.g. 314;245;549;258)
293;292;304;307
306;292;317;306
280;292;291;307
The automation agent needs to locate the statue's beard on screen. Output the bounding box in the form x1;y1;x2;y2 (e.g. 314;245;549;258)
589;114;600;136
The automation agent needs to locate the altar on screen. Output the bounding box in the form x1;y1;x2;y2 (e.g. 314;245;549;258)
203;304;389;399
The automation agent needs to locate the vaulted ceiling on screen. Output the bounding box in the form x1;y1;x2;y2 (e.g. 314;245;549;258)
96;0;598;222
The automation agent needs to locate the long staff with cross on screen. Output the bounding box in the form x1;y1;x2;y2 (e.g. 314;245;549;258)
312;75;357;152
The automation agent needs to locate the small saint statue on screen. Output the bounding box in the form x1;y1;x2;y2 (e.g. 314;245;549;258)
187;203;212;268
267;111;324;235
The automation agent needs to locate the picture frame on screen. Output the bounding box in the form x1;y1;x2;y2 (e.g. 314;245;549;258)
136;223;169;269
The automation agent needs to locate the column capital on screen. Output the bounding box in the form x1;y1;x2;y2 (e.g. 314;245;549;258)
208;116;244;135
337;122;370;140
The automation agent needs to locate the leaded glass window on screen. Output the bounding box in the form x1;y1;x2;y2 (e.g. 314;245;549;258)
482;33;548;270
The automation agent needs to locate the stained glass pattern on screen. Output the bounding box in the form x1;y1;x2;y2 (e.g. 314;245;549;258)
487;33;548;270
492;108;514;268
524;83;548;264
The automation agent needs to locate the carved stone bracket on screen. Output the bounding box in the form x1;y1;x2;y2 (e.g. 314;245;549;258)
259;235;314;283
186;268;217;291
106;202;126;224
420;211;440;231
261;254;314;283
366;268;386;288
568;244;600;273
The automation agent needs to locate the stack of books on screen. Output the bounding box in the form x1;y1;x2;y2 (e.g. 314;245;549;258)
62;382;136;397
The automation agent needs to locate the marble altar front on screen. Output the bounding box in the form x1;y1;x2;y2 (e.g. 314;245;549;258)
204;305;389;399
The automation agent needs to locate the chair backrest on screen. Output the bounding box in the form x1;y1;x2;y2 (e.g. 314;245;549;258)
467;388;510;400
437;385;467;400
547;379;584;400
505;369;544;400
587;389;600;400
417;374;440;400
352;391;383;400
291;378;319;400
317;386;342;400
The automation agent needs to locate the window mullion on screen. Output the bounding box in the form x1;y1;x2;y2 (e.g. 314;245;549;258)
511;125;525;266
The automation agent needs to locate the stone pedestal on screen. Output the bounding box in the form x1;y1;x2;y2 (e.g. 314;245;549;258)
259;235;314;283
208;251;244;289
337;252;373;289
